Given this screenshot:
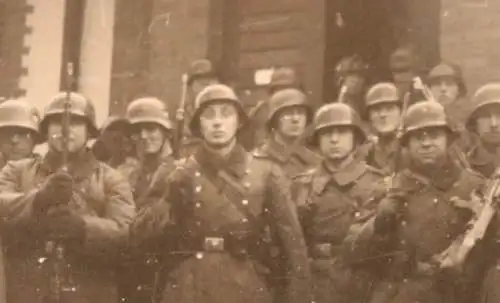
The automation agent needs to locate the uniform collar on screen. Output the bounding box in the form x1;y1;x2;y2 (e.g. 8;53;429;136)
41;148;100;180
406;157;462;190
195;143;248;179
312;155;367;194
262;137;319;164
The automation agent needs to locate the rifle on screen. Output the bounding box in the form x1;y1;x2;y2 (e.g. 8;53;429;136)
172;73;189;160
435;175;500;271
43;62;77;303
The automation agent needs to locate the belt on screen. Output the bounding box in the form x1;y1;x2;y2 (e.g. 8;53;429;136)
309;242;342;259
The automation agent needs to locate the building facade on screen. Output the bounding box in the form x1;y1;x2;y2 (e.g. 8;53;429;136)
0;0;499;124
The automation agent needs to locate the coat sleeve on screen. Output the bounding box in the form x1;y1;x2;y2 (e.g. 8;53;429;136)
267;164;312;303
81;166;135;257
129;171;181;250
0;160;40;228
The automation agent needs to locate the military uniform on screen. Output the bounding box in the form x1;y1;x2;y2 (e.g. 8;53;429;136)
131;84;312;303
368;101;487;303
292;103;388;303
361;83;403;174
0;92;135;303
240;67;302;151
254;88;321;179
116;97;178;303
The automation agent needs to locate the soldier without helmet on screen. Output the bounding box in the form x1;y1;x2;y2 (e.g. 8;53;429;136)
0;92;135;303
292;102;387;303
131;84;312;303
367;101;486;303
116;97;178;303
0;99;42;167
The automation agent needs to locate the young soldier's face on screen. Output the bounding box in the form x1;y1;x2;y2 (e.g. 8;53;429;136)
475;106;500;145
0;127;36;161
368;103;401;135
276;106;308;139
47;116;88;153
343;74;365;95
407;127;448;166
132;123;166;155
318;126;355;160
199;102;239;148
430;78;460;106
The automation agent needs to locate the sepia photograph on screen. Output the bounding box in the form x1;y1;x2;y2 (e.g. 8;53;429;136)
0;0;499;302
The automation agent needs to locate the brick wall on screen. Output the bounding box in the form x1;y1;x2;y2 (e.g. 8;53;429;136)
147;0;212;113
0;0;32;98
440;0;500;93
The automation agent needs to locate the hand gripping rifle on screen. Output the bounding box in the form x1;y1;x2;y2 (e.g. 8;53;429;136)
435;175;500;271
43;62;77;303
172;73;189;160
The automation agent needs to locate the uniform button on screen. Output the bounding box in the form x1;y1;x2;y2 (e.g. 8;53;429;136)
196;221;201;226
243;182;251;189
196;252;204;259
400;240;406;245
195;202;201;208
195;185;202;193
195;171;201;177
354;212;361;218
36;288;40;293
446;233;451;239
137;286;143;291
245;169;251;175
401;220;407;227
242;199;248;205
433;198;438;204
242;218;248;223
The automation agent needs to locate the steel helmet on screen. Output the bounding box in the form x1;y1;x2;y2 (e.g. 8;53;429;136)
427;62;467;96
40;92;99;139
189;84;247;137
466;83;500;132
266;88;312;129
0;99;42;142
312;103;366;145
401;100;454;142
188;59;217;85
365;82;400;108
126;97;172;131
99;116;129;134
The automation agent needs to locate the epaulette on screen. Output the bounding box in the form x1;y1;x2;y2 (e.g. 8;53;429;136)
365;164;385;177
290;168;316;184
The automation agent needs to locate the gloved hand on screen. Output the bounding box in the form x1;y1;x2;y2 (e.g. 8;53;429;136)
33;171;73;214
374;195;404;234
44;208;86;241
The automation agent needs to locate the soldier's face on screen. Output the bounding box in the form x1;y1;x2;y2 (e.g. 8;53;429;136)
199;102;239;147
276;106;308;139
0;127;36;161
132;123;166;155
47;116;88;153
430;78;460;106
475;106;500;144
407;127;448;166
343;75;365;95
318;126;355;160
368;103;401;135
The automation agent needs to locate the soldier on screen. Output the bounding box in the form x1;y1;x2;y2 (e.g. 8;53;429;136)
131;84;312;303
334;54;370;117
181;59;220;156
463;83;500;178
368;100;486;303
91;116;133;168
116;97;177;303
362;83;403;174
389;46;420;102
241;66;302;151
0;92;135;303
293;102;387;303
254;88;320;179
0;99;42;167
